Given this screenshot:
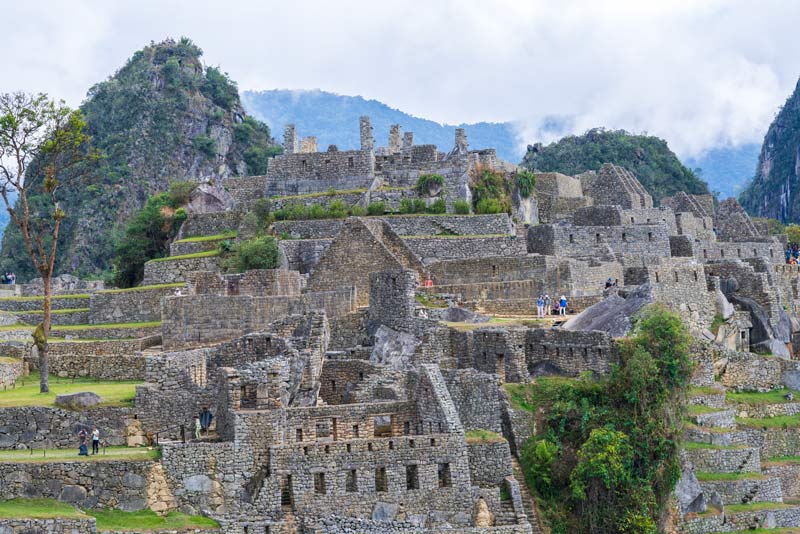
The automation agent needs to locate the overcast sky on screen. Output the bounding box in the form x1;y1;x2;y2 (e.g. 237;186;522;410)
3;0;799;157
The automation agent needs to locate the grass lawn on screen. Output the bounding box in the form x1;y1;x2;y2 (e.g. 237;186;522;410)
684;441;745;450
687;404;723;415
0;446;159;464
443;316;549;331
688;385;724;396
0;294;90;301
727;529;800;534
763;455;800;465
98;283;185;294
503;377;581;412
736;415;800;429
148;249;220;263
173;231;236;244
90;509;219;530
694;471;766;481
465;429;505;443
0;498;87;519
725;502;796;513
0;372;139;408
727;388;800;405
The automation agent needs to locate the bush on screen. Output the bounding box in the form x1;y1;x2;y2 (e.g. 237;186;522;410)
475;198;503;214
427;198;446;214
222;235;281;273
349;204;366;217
515;170;536;198
415;174;444;196
453;199;471;214
521;439;559;498
192;135;216;159
399;199;415;214
367;202;385;216
327;199;349;219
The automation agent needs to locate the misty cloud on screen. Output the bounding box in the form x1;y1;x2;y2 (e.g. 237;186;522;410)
2;0;798;157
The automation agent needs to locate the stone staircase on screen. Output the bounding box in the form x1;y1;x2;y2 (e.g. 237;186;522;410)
510;457;543;533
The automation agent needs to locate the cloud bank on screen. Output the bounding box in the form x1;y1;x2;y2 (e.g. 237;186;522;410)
2;0;798;157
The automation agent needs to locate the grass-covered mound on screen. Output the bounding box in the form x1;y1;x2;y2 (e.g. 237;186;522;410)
0;372;139;408
515;304;693;534
90;509;219;531
0;498;87;519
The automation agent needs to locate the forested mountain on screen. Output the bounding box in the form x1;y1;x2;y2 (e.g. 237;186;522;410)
740;78;800;222
521;128;710;203
0;38;277;281
242;89;523;162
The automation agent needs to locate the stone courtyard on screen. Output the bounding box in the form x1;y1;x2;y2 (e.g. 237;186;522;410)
0;117;799;533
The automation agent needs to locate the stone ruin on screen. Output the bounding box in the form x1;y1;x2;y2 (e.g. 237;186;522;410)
1;117;800;532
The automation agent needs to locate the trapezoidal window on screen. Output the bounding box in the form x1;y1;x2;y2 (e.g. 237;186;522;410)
348;156;354;168
373;415;392;437
346;469;357;492
375;467;388;492
314;472;326;494
648;232;653;242
406;465;419;490
438;463;452;487
569;234;574;243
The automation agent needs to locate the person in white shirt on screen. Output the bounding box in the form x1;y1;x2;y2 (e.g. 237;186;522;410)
91;426;100;455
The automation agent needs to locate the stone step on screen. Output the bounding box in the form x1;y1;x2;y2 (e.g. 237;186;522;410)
690;409;737;429
685;426;751;448
698;474;784;505
684;444;761;473
688;386;727;409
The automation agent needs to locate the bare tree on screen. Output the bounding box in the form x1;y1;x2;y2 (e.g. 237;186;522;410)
0;92;95;392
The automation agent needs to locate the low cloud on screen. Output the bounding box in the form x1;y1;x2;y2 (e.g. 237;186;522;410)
2;0;798;157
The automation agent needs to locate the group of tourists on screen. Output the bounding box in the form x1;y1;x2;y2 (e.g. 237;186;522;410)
786;244;800;264
77;426;100;456
0;272;15;285
193;407;214;439
604;277;619;288
536;294;568;318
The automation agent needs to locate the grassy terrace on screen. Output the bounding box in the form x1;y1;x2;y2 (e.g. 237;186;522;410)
503;377;578;412
0;499;219;530
443;316;548;332
98;283;185;294
0;321;161;334
465;429;505;443
725;502;797;513
11;308;89;315
764;455;800;465
400;233;513;238
0;446;159;463
688;385;724;396
147;249;220;263
0;372;139;408
687;404;723;415
683;441;746;450
0;294;90;301
271;188;368;200
173;231;236;243
727;388;800;404
695;471;766;481
736;415;800;429
727;529;800;534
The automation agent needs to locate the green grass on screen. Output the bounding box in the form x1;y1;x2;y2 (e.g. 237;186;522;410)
684;442;745;450
727;529;800;534
465;429;505;443
688;385;724;396
737;415;800;429
415;293;448;309
400;233;513;239
763;455;800;465
90;509;219;531
148;249;221;263
694;471;766;481
0;294;90;301
12;308;89;315
503;377;579;412
0;498;87;519
687;404;723;415
0;446;159;464
98;282;185;294
443;316;545;331
55;321;161;331
0;372;140;408
727;388;800;405
725;502;796;513
173;231;236;243
271;188;368;200
0;356;20;364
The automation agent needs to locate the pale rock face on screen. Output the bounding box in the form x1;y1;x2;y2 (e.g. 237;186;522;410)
54;391;102;410
474;497;494;527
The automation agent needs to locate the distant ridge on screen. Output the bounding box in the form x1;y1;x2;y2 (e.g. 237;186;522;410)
242;89;523;162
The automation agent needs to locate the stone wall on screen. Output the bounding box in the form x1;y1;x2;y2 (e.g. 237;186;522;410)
527;223;671;259
225;175;267;211
444;369;503;433
170;238;226;257
404;236;526;264
142;255;222;285
0;406;134;449
29;339;152;380
467;439;513;486
0;357;24;387
0;295;90;312
265;149;374;196
187;269;303;297
160;289;355;349
0;518;96;533
525;329;617;377
15;309;89;326
699;476;782;505
0;460;155;510
690;239;783;264
178;211;241;240
89;285;180;324
764;462;800;499
279;239;333;274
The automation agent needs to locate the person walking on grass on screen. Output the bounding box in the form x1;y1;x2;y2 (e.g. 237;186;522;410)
91;426;100;455
559;295;568;316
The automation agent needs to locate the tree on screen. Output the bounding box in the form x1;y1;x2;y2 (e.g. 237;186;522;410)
0;93;94;392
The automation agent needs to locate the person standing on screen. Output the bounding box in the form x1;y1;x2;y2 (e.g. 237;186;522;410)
536;295;545;318
78;428;88;456
559;295;568;316
199;407;213;434
194;415;201;440
544;294;552;315
91;426;100;455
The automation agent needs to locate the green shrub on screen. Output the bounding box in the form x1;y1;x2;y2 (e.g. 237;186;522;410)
475;198;503;214
222;235;281;273
515;170;536;198
427;198;446;214
308;204;327;219
453;199;471;214
521;439;559;498
167;181;197;208
416;173;444;196
192;135;216;158
412;199;427;213
327;199;349;218
367;202;386;216
350;204;366;217
399;199;414;214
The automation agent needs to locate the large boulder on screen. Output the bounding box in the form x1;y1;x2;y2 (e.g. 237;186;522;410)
675;469;705;516
370;326;420;370
55;392;102;410
562;284;653;337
